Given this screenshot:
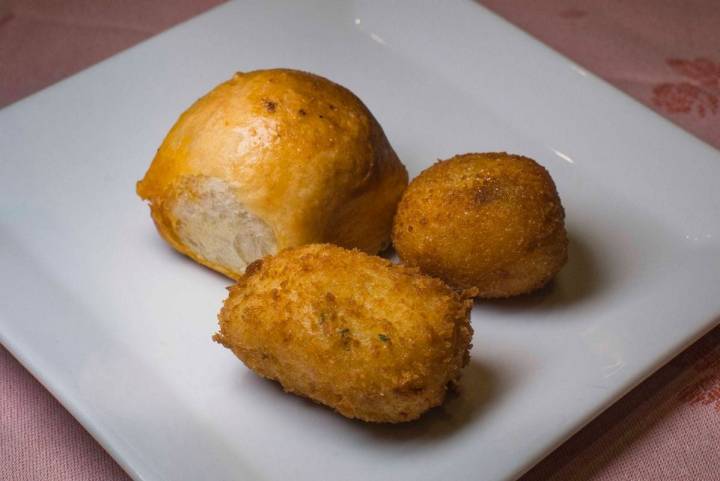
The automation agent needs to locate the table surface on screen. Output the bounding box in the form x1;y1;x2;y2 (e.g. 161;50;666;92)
1;1;719;480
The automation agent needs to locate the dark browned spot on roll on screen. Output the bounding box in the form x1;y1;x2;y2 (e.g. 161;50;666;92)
262;99;277;113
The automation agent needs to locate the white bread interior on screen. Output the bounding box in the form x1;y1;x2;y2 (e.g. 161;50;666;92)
171;176;277;273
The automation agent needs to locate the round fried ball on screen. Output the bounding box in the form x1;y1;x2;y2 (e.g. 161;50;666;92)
392;152;568;298
213;244;474;423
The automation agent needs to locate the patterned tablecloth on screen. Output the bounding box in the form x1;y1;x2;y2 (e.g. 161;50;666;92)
1;1;718;480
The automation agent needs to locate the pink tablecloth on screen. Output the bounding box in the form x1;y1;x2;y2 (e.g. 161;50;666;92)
1;1;719;480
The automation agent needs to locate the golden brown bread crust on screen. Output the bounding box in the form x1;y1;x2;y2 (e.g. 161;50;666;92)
213;244;474;423
137;69;408;279
392;152;568;298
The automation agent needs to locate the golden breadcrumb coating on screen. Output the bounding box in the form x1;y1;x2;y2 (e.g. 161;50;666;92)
213;244;474;423
392;152;568;298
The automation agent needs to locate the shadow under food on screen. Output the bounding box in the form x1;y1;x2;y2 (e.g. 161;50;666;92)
238;358;500;442
148;229;235;284
480;232;604;312
359;359;499;442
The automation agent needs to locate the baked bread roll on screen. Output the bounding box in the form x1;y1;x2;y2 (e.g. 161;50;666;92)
137;69;408;279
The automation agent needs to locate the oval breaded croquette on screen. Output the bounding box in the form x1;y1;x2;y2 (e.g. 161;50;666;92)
213;244;474;423
392;152;568;298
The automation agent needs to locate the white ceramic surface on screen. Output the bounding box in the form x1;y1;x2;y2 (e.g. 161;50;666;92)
1;1;719;480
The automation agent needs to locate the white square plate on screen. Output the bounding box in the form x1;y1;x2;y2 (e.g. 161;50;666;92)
2;1;719;480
